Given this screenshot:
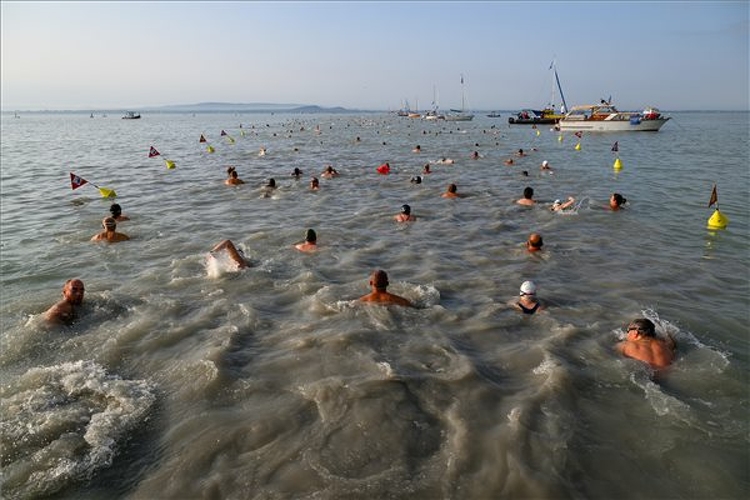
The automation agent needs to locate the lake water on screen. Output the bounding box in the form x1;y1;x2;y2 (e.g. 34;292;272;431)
1;110;748;499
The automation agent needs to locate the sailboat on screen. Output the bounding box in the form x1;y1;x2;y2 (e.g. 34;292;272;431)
509;60;568;125
424;85;445;120
444;74;474;121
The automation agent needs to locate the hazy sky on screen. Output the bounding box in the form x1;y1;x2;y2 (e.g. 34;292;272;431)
2;1;748;111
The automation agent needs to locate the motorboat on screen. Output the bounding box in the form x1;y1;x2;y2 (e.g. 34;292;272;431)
556;102;670;132
122;111;141;119
508;108;562;125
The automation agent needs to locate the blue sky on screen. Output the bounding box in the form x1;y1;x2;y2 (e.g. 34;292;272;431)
2;1;747;111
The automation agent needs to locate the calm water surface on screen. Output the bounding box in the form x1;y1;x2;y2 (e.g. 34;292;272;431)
1;111;748;499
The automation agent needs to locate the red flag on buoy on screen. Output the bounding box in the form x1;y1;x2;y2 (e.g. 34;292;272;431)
199;134;207;143
148;146;160;157
70;172;88;190
220;130;227;136
708;184;718;208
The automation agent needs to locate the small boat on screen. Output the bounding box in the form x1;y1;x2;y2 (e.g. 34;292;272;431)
444;74;474;121
508;108;562;124
510;61;568;125
122;111;141;119
486;111;502;118
556;102;670;132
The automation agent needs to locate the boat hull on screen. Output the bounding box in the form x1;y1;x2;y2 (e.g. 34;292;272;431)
557;116;669;132
508;116;560;125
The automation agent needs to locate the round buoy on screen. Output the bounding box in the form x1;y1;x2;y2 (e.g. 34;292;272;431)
707;209;729;229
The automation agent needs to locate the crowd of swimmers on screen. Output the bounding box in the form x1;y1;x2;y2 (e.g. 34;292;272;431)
48;130;672;372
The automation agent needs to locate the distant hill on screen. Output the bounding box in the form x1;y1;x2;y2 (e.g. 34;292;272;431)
146;102;364;114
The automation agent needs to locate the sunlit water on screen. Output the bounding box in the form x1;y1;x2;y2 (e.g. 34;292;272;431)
1;110;748;499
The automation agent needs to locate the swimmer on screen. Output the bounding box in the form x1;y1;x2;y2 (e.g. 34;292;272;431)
225;167;245;185
44;279;85;325
412;145;421;153
395;204;416;222
514;280;544;315
321;165;339;178
526;233;543;253
410;175;422;184
109;203;130;221
551;197;576;211
540;160;554;172
290;167;303;179
209;239;249;269
294;229;317;252
516;148;527;157
422;164;432;174
310;177;320;190
516;186;535;206
616;318;676;369
442;183;461;198
91;217;129;242
359;270;412;307
609;193;627;211
504;158;515;166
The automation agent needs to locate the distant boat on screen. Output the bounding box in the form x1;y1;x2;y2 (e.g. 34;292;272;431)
122;111;141;119
444;74;474;121
509;61;568;125
486;111;502;118
557;101;670;132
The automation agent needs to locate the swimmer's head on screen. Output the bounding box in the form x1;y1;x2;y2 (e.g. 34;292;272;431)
102;217;116;230
370;270;389;289
401;204;411;215
627;318;656;337
520;280;537;296
553;199;562;207
410;176;422;184
542;160;549;167
305;229;317;242
109;203;122;217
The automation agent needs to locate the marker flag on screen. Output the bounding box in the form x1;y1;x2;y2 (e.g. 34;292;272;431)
164;159;176;170
206;145;215;153
220;130;227;136
70;172;88;190
574;142;581;151
611;141;619;152
199;134;207;143
149;146;160;158
708;184;718;208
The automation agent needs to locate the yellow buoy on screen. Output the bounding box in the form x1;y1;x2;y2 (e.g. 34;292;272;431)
613;158;623;170
165;159;176;169
558;134;563;142
574;142;581;151
207;145;215;153
707;209;729;229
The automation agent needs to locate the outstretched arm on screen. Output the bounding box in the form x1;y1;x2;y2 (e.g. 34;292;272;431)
211;240;248;268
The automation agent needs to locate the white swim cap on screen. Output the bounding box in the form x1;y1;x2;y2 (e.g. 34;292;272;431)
553;199;562;206
520;280;537;295
542;160;549;167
